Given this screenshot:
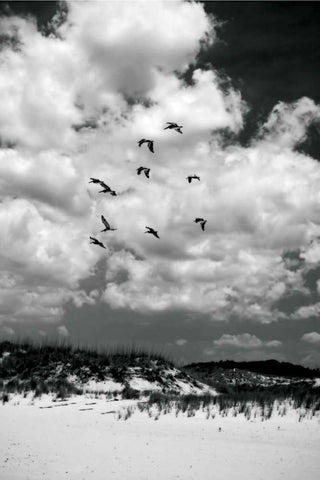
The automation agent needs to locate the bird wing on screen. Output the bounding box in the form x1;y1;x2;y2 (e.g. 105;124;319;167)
145;168;150;178
148;141;154;153
137;167;143;175
187;177;192;183
89;178;100;183
99;181;111;190
90;236;96;241
194;218;204;223
101;215;110;229
201;220;207;231
154;231;160;239
138;139;145;146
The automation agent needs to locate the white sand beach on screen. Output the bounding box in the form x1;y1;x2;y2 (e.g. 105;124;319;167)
1;396;319;480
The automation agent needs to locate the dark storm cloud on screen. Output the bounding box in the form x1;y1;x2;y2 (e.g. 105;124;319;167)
201;2;320;154
0;1;61;28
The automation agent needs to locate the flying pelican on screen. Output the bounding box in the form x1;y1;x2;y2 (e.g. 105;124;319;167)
90;236;106;249
101;215;117;232
194;218;207;231
200;220;207;231
164;122;183;130
164;122;183;134
138;139;154;153
187;175;200;183
145;226;160;239
137;167;150;178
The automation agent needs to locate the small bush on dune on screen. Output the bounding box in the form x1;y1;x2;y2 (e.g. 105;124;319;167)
121;386;140;399
1;392;9;404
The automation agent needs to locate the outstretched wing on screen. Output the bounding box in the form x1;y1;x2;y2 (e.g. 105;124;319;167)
201;220;207;231
101;215;110;229
194;217;204;223
148;141;154;153
138;139;145;147
137;167;144;175
145;168;150;178
99;181;111;191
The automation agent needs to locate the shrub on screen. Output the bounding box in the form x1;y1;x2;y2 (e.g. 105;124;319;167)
121;386;140;399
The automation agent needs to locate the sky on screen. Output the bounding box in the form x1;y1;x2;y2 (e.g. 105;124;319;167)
0;1;320;367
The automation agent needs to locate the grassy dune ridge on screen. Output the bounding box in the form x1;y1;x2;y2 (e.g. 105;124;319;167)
0;340;203;399
1;340;319;421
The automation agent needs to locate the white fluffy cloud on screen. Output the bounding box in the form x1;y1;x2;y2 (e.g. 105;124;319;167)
257;97;320;149
0;1;320;329
213;333;282;349
301;332;320;344
57;325;69;338
176;338;187;347
291;303;320;320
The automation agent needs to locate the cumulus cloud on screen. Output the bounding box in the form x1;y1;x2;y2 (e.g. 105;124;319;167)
213;333;282;349
0;1;320;330
301;331;320;344
301;352;320;368
175;338;187;346
0;325;15;337
257;97;320;149
291;303;320;320
57;325;69;338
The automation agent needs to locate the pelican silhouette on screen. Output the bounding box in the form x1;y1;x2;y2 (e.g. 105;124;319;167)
194;218;207;230
164;122;183;134
138;139;154;153
137;167;150;178
101;215;117;232
187;175;200;183
145;226;160;239
90;236;106;249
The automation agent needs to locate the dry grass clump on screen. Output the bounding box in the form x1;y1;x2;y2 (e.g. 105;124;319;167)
0;339;172;400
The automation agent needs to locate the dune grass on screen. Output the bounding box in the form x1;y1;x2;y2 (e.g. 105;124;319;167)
0;339;174;400
1;340;319;422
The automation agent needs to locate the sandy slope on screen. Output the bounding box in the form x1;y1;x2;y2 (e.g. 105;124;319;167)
1;396;319;480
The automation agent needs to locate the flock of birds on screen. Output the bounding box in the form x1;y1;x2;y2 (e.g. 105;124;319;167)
89;122;207;249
